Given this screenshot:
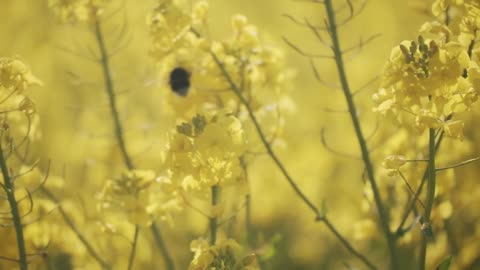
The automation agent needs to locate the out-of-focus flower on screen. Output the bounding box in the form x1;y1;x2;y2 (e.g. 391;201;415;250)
373;36;476;137
98;170;182;226
48;0;111;23
165;112;247;194
189;238;259;270
0;57;42;93
443;119;465;140
382;155;407;176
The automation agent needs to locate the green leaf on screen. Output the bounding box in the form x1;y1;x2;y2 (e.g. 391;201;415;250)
435;255;452;270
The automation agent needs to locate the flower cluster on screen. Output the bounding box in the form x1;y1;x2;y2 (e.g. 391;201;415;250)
98;169;183;227
373;35;477;138
0;57;42;146
368;1;480;268
189;238;259;270
165;112;246;195
48;0;111;23
1;57;42;93
148;0;295;128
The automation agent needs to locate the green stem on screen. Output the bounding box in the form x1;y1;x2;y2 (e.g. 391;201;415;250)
210;185;219;245
419;128;437;270
322;217;378;270
245;194;253;247
94;20;134;170
323;1;398;269
127;226;139;270
93;20;139;270
41;187;111;269
206;26;374;269
395;131;444;236
93;19;176;270
209;52;321;220
151;224;175;270
0;148;28;270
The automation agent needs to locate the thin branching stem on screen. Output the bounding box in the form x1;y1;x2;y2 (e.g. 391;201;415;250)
94;19;174;269
0;147;28;270
208;30;375;268
151;225;175;270
127;226;139;270
245;193;253;246
398;171;426;212
41;187;110;269
436;156;480;171
209;52;322;220
395;131;445;235
322;1;398;269
321;217;378;270
210;185;219;245
94;20;134;170
93;20;140;270
419;128;437;270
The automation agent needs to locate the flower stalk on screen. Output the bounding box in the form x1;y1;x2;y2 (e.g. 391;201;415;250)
210;185;219;245
0;147;28;270
419;128;437;270
209;51;322;220
322;0;398;269
41;187;111;269
93;19;174;270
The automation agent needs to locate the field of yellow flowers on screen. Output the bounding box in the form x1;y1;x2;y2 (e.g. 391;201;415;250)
1;0;480;269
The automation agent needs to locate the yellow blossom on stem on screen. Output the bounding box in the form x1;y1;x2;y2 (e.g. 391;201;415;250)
374;35;477;138
189;238;259;270
98;170;182;227
165;112;247;195
48;0;111;23
0;57;42;93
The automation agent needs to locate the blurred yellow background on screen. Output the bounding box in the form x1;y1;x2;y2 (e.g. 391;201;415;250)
4;0;478;270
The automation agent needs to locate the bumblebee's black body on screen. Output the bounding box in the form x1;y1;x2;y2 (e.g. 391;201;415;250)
169;67;190;96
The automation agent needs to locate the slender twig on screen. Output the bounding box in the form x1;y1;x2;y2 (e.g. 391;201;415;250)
93;19;174;270
208;50;322;220
0;255;20;262
282;36;333;59
94;20;134;170
322;1;398;269
395;131;445;236
151;225;175;270
436;157;480;171
0;146;28;270
240;156;254;248
398;171;426;212
419;128;437;270
210;185;219;245
94;20;140;270
320;217;378;270
127;226;139;270
206;25;375;268
41;187;110;269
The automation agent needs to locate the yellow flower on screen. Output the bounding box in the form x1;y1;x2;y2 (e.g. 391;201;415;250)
0;57;42;93
189;238;259;270
48;0;110;23
415;109;442;130
382;155;407;176
443;120;465;140
98;170;182;226
382;155;407;170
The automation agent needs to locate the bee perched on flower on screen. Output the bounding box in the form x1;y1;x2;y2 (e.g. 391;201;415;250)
169;67;191;96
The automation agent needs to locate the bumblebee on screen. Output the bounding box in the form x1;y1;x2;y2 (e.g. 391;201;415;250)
169;67;191;96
